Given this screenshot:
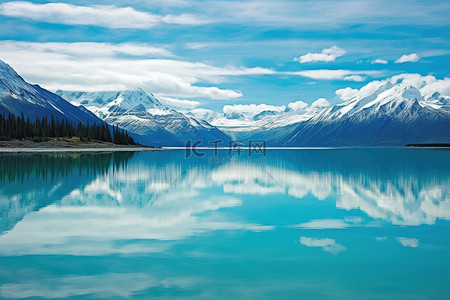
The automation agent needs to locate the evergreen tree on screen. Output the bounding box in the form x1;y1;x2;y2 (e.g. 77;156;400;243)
0;113;136;145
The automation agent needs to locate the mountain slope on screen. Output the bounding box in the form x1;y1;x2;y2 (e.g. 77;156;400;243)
0;60;103;125
191;79;450;146
57;89;231;146
279;83;450;146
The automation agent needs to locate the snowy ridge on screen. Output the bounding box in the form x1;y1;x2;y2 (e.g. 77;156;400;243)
190;76;450;146
0;59;104;125
2;57;449;146
59;76;449;146
57;89;230;146
281;81;450;146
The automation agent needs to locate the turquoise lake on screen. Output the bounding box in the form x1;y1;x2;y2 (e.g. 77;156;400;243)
0;149;449;299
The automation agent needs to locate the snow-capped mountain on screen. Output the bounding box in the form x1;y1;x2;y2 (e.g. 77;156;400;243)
2;57;448;147
190;77;450;146
189;100;331;141
275;82;450;146
420;92;450;113
57;89;230;146
0;59;103;125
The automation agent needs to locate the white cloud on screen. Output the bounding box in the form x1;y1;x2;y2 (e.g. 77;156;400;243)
311;98;331;108
223;104;286;116
185;42;210;50
294;46;346;63
203;1;450;28
0;1;206;28
161;13;207;25
289;69;380;81
156;95;201;109
0;41;278;100
371;58;388;64
299;237;346;255
288;100;308;111
419;77;450;98
344;75;366;82
396;237;419;248
0;40;174;58
375;236;388;242
395;53;420;63
335;87;359;101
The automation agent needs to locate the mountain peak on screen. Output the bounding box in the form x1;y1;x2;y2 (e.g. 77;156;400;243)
0;59;104;125
399;85;423;101
56;88;163;113
0;59;22;85
428;91;442;100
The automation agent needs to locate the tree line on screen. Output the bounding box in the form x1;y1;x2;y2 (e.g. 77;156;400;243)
0;113;136;145
0;151;135;183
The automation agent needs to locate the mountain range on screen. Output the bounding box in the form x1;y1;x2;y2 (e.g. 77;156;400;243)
233;81;450;146
55;90;230;146
1;58;449;146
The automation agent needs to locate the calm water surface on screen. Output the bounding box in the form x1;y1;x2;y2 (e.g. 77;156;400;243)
0;149;449;299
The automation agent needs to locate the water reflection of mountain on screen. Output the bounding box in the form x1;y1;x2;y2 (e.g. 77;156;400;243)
0;149;449;255
219;149;450;225
0;152;134;234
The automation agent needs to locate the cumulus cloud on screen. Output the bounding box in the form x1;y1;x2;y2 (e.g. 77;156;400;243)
396;237;419;248
289;69;380;81
288;100;308;111
371;58;388;64
0;1;207;28
311;98;331;108
299;237;347;255
294;46;346;63
395;53;420;63
335;87;359;101
0;41;277;100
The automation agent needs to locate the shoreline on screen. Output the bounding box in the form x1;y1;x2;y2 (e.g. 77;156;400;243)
0;147;160;152
1;139;449;152
0;138;162;152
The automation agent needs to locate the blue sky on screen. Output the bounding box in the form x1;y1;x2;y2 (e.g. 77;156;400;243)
0;0;449;112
